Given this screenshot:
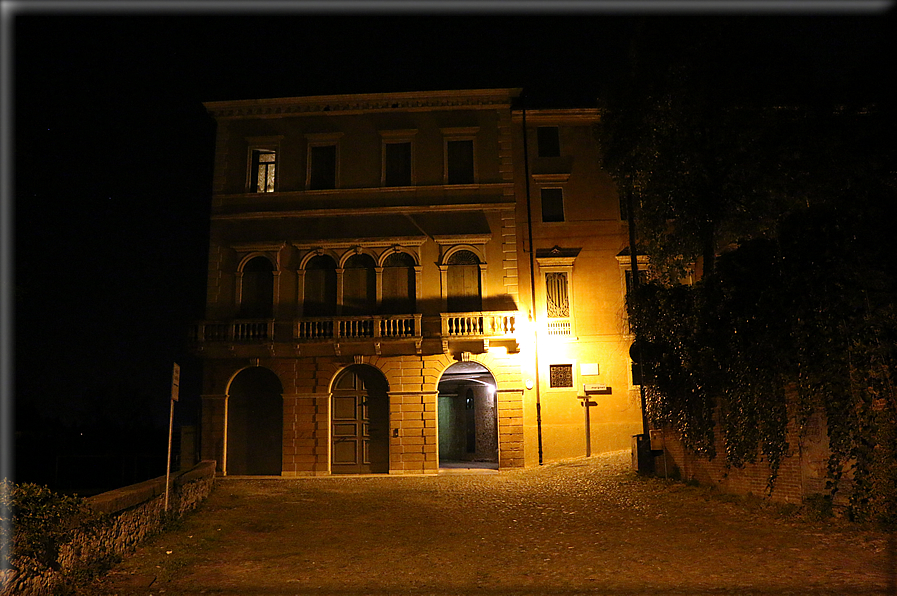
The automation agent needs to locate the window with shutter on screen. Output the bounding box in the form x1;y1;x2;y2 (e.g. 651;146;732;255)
382;252;416;314
446;250;482;312
342;254;377;315
304;255;337;316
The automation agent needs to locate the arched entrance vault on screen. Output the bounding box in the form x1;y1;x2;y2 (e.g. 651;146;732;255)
437;362;499;468
225;366;284;476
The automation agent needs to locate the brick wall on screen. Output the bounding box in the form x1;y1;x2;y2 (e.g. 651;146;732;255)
656;401;841;505
1;461;216;596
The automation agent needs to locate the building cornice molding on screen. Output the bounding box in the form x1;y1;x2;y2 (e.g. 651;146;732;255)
432;234;494;245
232;238;429;253
205;88;522;120
215;182;513;202
212;201;516;221
512;108;601;124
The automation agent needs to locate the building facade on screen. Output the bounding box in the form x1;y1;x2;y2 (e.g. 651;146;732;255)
193;89;643;475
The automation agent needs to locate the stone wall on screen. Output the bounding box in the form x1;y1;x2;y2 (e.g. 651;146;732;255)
1;461;216;596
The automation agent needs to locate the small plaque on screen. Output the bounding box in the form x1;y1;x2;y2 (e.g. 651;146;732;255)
580;363;600;376
584;384;612;395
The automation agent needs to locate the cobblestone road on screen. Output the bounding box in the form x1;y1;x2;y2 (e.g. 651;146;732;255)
89;451;894;596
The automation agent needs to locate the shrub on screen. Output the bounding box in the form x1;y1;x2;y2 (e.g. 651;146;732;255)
0;480;88;573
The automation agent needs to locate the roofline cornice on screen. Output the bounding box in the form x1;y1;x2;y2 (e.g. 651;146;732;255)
511;108;601;124
205;88;523;120
211;202;516;221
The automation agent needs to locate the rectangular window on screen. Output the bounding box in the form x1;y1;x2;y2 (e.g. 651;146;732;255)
446;139;475;184
623;266;650;334
624;268;650;298
546;272;569;318
541;188;565;223
250;149;276;193
537;126;561;157
309;144;337;190
549;364;574;388
384;142;412;186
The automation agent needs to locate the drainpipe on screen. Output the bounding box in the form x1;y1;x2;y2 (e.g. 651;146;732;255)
521;99;544;465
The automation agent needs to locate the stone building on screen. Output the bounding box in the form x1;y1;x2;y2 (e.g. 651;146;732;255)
193;88;643;475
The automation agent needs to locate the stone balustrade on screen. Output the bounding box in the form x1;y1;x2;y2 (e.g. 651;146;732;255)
441;311;517;338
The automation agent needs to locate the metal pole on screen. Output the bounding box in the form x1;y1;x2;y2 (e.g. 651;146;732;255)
164;397;174;512
584;399;591;457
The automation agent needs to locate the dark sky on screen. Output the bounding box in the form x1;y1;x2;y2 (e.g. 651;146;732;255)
7;7;894;448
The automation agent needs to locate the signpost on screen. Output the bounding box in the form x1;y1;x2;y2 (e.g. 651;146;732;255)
579;384;611;457
165;363;180;512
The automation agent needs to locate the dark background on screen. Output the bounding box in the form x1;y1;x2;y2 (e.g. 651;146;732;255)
8;6;894;490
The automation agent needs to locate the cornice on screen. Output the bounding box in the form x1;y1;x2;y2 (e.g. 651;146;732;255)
232;238;429;252
212;202;516;221
512;108;601;124
205;88;522;120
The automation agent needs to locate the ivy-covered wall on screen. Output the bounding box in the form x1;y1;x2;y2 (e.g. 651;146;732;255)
656;399;839;505
631;203;897;526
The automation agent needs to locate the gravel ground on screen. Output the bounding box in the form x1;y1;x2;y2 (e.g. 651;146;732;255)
86;450;894;596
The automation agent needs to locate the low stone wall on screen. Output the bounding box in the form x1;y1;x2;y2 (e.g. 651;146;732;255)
1;461;216;596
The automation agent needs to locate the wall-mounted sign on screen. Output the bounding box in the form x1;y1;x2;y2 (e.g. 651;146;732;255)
580;363;600;376
171;362;180;402
584;383;611;394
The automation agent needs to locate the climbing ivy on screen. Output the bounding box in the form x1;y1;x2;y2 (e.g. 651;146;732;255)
630;202;897;525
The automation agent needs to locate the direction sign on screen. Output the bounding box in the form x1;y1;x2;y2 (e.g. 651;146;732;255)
171;362;180;402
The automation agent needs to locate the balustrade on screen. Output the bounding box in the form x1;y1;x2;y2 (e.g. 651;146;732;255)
441;311;517;338
190;320;272;342
192;312;520;344
295;314;420;341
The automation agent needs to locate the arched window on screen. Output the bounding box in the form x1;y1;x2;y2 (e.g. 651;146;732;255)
304;255;337;317
342;254;377;315
239;257;274;319
381;252;416;314
446;250;482;312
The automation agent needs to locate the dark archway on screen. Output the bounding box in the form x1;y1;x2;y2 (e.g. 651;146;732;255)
331;365;389;474
437;362;498;467
226;367;283;475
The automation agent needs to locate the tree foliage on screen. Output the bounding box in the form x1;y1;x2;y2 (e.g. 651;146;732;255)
601;21;897;523
1;480;88;572
630;198;897;523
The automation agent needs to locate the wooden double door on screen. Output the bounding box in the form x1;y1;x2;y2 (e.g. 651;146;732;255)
331;366;389;474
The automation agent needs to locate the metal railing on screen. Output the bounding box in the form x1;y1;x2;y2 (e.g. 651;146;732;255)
546;318;572;337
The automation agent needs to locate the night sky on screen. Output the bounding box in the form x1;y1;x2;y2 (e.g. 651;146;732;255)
6;5;894;480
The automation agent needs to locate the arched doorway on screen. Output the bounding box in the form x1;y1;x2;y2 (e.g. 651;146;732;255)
331;365;389;474
226;367;283;475
437;362;498;468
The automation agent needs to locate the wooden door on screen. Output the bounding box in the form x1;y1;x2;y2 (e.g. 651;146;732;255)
331;368;389;474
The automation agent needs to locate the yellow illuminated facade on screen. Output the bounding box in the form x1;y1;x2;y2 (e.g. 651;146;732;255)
194;90;643;476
